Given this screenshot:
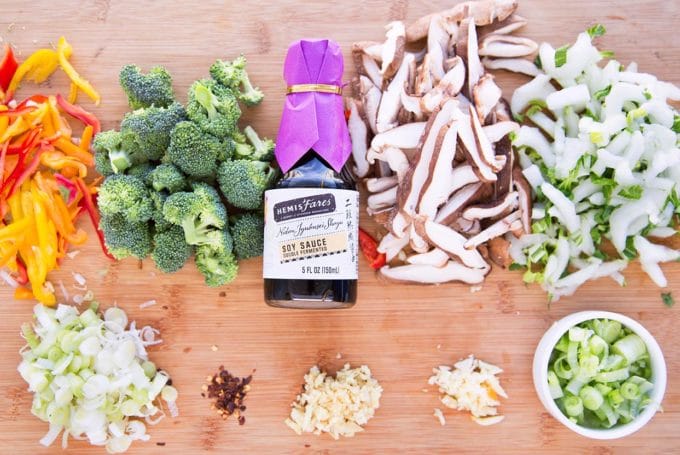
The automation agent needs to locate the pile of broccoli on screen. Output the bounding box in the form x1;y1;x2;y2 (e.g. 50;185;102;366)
94;59;276;287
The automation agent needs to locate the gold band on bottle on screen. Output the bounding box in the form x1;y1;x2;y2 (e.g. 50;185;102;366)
286;83;342;95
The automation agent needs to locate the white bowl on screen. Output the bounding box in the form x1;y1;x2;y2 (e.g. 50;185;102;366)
533;310;667;439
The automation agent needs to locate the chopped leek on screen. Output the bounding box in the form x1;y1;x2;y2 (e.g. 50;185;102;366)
18;303;178;453
547;318;655;428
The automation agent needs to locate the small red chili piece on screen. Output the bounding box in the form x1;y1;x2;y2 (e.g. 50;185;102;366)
358;227;386;270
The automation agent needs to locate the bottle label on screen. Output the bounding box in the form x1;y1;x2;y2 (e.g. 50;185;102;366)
263;188;359;280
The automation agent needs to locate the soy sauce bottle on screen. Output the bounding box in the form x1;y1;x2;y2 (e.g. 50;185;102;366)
263;39;358;309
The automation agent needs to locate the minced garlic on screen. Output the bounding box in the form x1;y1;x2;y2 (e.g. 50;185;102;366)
428;355;507;425
285;364;382;439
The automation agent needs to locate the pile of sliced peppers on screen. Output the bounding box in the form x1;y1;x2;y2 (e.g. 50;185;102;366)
0;38;110;306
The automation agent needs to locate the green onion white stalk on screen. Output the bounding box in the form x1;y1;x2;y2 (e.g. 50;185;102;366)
18;303;178;453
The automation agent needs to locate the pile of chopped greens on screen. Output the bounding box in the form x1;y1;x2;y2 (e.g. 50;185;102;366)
509;25;680;301
94;58;275;287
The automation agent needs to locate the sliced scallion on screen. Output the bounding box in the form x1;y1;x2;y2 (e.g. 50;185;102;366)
547;318;654;429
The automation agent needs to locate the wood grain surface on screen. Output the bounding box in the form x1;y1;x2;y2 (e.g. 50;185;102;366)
1;0;679;453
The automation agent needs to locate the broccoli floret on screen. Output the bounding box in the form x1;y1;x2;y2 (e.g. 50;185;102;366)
149;190;172;232
151;224;193;273
162;184;228;247
166;121;225;178
98;174;154;223
233;125;275;161
191;181;228;225
209;55;264;106
217;160;277;210
230;213;264;259
195;230;238;287
127;162;155;182
119;64;175;109
185;79;240;138
100;214;153;260
93;130;146;175
121;102;186;161
148;163;186;193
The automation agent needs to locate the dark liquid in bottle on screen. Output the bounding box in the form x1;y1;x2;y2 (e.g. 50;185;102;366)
264;151;358;309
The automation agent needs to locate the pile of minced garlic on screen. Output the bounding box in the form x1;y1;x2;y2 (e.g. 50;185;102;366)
285;364;382;439
429;355;507;426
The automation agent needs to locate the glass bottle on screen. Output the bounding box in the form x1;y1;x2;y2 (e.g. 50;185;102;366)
262;39;358;309
264;152;358;309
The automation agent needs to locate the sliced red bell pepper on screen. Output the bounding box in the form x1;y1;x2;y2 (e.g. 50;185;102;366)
0;142;7;188
74;177;115;261
0;44;19;92
0;105;37;117
6;143;51;197
14;256;29;286
56;93;100;135
6;127;42;155
358;227;386;270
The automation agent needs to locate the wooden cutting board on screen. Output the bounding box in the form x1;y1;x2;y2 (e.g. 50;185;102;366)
1;1;679;453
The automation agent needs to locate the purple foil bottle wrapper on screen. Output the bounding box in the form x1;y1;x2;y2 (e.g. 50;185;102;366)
275;39;351;173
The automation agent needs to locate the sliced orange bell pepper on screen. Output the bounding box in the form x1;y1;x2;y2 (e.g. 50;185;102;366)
54;137;93;167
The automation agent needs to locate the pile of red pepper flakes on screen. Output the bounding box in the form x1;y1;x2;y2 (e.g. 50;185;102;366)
0;38;112;306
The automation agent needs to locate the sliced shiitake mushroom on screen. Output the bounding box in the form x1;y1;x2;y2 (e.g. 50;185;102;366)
478;13;528;38
376;53;415;132
381;21;406;82
371;121;427;151
482;57;541;76
513;166;533;235
464;210;521;249
380;260;489;284
347;98;371;178
473;74;503;123
479;34;538;58
406;0;518;42
462;191;518;221
399;100;457;221
365;176;398;193
427;15;449;82
367;146;410;182
358;76;382;135
407;248;450;267
367;186;398;211
417;218;489;269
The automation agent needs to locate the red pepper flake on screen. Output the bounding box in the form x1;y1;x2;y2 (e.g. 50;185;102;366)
202;366;252;425
358;227;386;269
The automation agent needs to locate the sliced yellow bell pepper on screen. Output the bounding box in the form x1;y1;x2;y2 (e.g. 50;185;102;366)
5;49;59;99
41;151;88;177
57;37;100;105
68;82;78;104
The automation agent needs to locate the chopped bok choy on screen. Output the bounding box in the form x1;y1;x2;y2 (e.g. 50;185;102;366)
509;25;680;301
17;303;178;453
548;318;655;428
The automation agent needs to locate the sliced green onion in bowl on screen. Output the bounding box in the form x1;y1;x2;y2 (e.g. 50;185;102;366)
547;318;654;429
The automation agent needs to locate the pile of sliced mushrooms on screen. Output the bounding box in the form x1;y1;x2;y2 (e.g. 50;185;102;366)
348;0;540;284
